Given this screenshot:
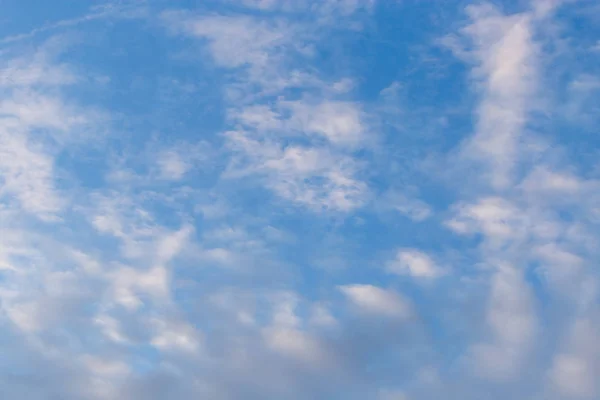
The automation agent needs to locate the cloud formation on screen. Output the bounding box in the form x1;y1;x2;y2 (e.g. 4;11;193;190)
1;0;599;399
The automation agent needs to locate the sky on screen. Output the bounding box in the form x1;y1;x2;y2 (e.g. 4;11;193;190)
0;0;599;399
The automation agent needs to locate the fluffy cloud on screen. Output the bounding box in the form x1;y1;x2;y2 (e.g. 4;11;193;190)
387;249;442;279
339;284;411;319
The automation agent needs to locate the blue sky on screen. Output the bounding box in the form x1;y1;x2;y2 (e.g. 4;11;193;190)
1;0;599;399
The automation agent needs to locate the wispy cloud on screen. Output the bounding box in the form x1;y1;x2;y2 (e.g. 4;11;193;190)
1;1;600;399
449;3;540;189
0;40;97;219
339;284;411;319
165;9;372;212
387;249;443;279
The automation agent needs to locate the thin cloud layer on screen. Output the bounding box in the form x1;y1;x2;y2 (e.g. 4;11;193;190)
0;1;599;399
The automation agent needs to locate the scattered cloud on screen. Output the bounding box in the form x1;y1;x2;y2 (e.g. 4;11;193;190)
448;3;540;189
387;249;442;279
339;284;411;319
1;1;599;399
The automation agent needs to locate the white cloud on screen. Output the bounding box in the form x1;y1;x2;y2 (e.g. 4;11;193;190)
0;47;77;87
223;99;370;211
155;224;194;265
0;130;63;218
531;0;568;18
286;100;366;147
521;166;582;195
444;7;600;387
90;192;196;265
339;284;411;319
550;354;595;398
224;132;368;211
470;264;537;381
269;291;301;328
563;73;600;124
263;327;328;366
387;249;442;279
548;317;599;399
82;355;131;400
309;303;337;328
231;97;367;148
0;91;88;132
3;301;43;333
533;243;585;291
2;2;599;399
150;318;203;353
109;266;169;310
265;149;367;211
331;77;354;93
208;288;258;327
157;150;190;180
167;11;371;213
226;0;375;18
94;314;130;344
455;3;539;189
376;189;432;222
83;355;130;377
0;43;96;220
394;198;432;222
446;197;528;243
164;13;295;69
